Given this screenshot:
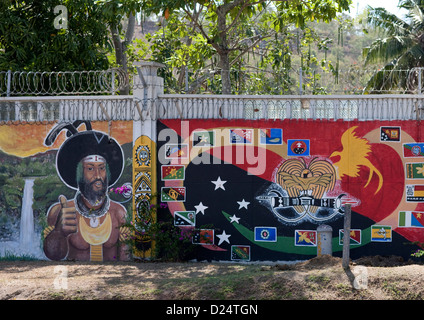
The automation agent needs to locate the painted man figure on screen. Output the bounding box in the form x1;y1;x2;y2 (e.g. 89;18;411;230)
43;122;130;261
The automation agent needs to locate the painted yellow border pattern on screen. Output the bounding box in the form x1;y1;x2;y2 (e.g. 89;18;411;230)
132;135;157;258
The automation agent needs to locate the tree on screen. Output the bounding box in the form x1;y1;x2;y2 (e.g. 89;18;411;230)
142;0;351;94
0;0;111;71
0;0;146;94
362;0;424;93
95;0;145;94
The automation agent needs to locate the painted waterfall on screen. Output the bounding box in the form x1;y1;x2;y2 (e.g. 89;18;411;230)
0;178;46;259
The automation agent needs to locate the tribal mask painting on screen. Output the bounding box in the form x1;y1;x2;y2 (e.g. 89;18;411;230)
257;157;347;224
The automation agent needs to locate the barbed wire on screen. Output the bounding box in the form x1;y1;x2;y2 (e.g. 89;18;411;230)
0;68;129;96
2;67;424;96
167;67;424;95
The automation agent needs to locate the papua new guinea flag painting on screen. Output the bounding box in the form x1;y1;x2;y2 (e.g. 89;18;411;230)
156;120;417;262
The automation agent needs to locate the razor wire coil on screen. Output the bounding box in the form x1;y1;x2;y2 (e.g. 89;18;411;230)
0;68;129;97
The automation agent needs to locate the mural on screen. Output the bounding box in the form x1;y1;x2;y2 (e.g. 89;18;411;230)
2;116;424;262
157;119;424;261
0;121;133;261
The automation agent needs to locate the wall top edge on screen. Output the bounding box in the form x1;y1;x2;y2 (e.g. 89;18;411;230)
158;94;424;99
2;94;424;101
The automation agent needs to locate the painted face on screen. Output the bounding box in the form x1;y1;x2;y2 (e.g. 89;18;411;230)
83;161;107;192
78;155;109;206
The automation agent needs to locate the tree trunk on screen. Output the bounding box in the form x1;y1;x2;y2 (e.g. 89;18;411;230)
111;13;135;95
219;51;231;94
216;5;232;94
186;0;260;94
178;7;202;91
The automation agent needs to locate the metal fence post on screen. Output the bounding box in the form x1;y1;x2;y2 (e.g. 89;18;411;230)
185;66;189;92
111;69;115;95
342;204;352;269
299;67;303;95
6;70;11;97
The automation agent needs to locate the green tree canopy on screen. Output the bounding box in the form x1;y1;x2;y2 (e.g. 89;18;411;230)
363;0;424;93
0;0;112;71
141;0;352;94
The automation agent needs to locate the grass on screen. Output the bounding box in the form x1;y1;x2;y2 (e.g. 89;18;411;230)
4;256;424;300
0;251;39;261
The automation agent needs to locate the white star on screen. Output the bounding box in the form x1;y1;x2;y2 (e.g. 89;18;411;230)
229;214;240;224
194;202;208;215
237;199;250;210
216;230;231;246
211;176;227;190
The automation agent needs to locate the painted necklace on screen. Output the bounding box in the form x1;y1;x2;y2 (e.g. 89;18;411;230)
74;191;110;227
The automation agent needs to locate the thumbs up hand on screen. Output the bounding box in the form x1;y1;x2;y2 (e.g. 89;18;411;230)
56;195;78;237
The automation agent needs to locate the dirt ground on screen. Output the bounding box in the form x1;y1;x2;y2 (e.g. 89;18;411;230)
1;255;424;300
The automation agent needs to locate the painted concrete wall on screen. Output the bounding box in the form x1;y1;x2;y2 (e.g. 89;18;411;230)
2;117;424;262
157;119;424;261
0;121;133;261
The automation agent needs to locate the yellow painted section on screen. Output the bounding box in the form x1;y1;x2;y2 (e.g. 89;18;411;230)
330;126;383;194
132;135;157;259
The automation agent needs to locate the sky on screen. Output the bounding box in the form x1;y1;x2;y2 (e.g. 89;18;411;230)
350;0;407;17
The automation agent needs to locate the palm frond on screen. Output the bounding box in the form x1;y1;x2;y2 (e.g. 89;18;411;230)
406;43;424;65
364;43;424;93
363;36;414;65
367;6;412;37
363;64;409;94
364;1;424;93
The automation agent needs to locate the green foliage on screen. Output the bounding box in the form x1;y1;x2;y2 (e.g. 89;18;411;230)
412;249;424;258
32;175;75;217
0;153;60;218
120;193;197;261
140;0;352;94
0;175;24;211
147;10;372;94
151;220;197;262
0;154;71;217
274;0;351;28
144;12;214;93
411;241;424;259
0;0;111;71
362;0;424;93
0;251;39;261
95;0;142;26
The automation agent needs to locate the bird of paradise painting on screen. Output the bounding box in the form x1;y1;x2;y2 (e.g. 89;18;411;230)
330;126;383;194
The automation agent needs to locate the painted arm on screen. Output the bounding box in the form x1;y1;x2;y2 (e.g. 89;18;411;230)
43;195;77;261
